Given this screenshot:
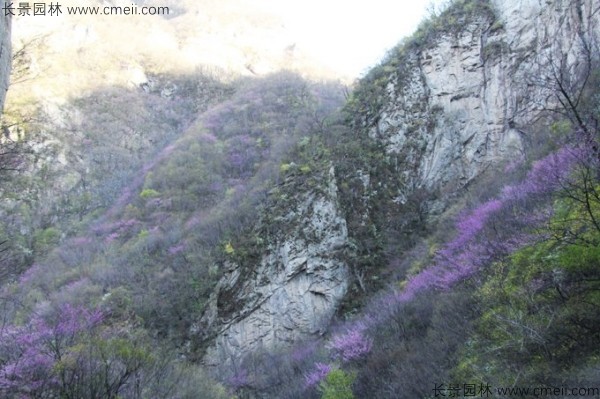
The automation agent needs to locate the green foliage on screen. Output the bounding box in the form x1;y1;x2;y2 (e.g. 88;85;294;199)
33;227;61;253
490;18;504;32
455;194;600;386
279;162;293;173
9;8;599;395
0;70;235;284
319;369;356;399
550;120;574;136
139;188;160;199
224;241;235;255
300;164;312;174
102;286;133;319
331;6;504;312
329;99;437;312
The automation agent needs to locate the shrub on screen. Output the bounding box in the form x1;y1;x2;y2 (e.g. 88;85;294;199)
318;369;355;399
327;323;373;362
300;164;312;174
139;188;160;199
33;227;61;253
305;363;333;388
280;162;293;173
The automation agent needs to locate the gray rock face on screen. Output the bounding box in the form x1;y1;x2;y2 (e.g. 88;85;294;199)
198;167;349;368
371;0;598;195
0;13;11;112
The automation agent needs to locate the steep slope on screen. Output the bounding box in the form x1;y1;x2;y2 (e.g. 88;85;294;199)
221;1;599;396
0;71;232;283
0;73;348;398
331;0;599;297
199;0;600;375
0;0;342;284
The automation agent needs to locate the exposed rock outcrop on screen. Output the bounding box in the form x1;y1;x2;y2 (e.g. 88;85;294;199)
0;12;11;112
198;166;349;368
368;0;598;197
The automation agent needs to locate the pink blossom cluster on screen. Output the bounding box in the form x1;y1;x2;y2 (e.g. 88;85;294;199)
167;242;186;255
397;145;586;302
327;322;373;362
304;362;332;387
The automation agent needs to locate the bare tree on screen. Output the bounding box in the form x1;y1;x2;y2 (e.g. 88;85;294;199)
525;0;600;136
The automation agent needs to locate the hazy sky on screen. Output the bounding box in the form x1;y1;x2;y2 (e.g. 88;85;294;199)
10;0;445;88
263;0;440;77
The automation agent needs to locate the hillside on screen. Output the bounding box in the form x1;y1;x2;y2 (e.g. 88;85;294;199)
0;0;346;283
0;0;599;398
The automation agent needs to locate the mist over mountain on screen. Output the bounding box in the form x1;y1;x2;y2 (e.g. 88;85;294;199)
0;1;599;398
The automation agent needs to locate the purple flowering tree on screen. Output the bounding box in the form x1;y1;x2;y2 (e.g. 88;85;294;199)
0;303;148;399
327;322;373;363
396;144;588;302
305;363;333;388
0;304;102;396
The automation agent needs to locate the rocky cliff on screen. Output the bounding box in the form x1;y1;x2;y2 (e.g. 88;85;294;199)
358;0;597;199
199;0;599;369
0;12;10;112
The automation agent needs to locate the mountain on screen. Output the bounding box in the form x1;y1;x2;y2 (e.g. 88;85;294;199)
0;0;599;398
201;0;599;370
